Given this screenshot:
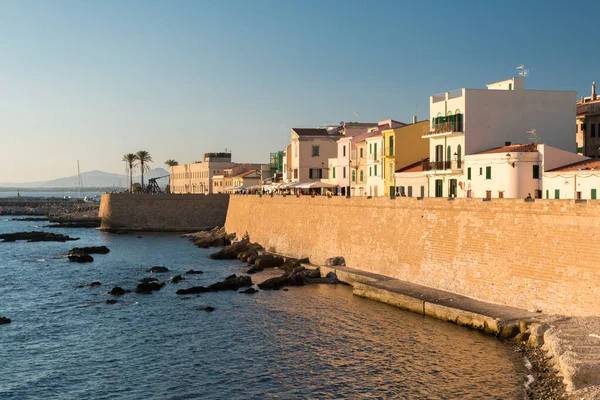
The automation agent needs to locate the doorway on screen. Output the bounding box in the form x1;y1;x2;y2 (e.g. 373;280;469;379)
435;179;443;198
449;179;457;198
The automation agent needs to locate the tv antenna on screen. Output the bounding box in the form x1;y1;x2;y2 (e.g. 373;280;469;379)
527;128;539;144
354;112;359;123
517;64;529;77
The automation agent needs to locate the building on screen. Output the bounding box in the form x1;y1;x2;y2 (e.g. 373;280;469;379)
394;159;429;198
269;151;285;180
422;77;576;198
289;122;376;183
170;152;234;194
576;82;600;158
212;163;267;194
382;119;429;196
365;134;384;196
231;169;261;189
282;144;292;183
543;158;600;199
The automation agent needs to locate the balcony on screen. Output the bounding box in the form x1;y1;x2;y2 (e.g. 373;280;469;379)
423;114;464;138
422;160;463;173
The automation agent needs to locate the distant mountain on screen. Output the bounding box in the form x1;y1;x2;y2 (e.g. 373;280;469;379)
0;168;170;188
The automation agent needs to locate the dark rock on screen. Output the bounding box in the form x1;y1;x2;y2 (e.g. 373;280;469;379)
197;306;215;312
187;227;234;248
105;299;118;304
0;316;11;324
237;250;258;261
255;255;285;269
0;231;79;243
258;274;296;290
108;286;127;296
283;288;289;291
134;281;165;294
137;236;142;239
176;286;209;295
185;269;204;275
69;246;110;255
239;287;258;294
139;277;159;284
246;265;264;274
278;257;308;273
68;254;94;263
208;239;262;260
258;267;338;290
147;266;169;273
206;274;252;291
85;281;102;287
171;275;184;283
45;218;101;228
326;256;345;267
246;255;258;264
497;323;520;339
12;217;47;221
115;231;129;235
514;332;531;342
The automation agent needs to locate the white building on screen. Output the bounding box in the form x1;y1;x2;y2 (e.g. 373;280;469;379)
394;159;429;198
365;134;384;196
543;159;600;200
423;77;577;198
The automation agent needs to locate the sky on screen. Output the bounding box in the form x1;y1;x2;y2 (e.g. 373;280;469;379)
1;0;599;182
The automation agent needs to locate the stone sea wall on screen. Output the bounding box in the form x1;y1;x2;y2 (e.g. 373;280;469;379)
225;195;600;317
98;193;229;231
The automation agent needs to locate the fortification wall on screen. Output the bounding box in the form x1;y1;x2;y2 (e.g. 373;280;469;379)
99;194;229;231
225;195;600;317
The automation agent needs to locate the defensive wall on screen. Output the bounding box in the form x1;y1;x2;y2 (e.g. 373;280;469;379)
98;193;229;231
225;195;600;317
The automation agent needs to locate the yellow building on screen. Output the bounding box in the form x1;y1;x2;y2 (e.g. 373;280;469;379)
381;120;430;196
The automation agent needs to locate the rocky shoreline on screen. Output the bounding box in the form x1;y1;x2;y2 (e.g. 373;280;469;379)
0;198;99;220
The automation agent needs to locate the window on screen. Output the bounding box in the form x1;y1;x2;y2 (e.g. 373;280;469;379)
536;190;542;199
294;169;298;179
360;148;363;158
389;136;394;156
343;167;346;179
407;186;413;197
467;167;471;180
343;146;346;157
369;143;372;153
312;146;320;157
352;170;356;182
509;83;512;90
309;169;322;179
360;170;364;182
420;186;424;197
546;189;549;199
479;167;482;176
374;165;378;176
369;167;372;176
554;189;560;199
332;167;336;179
592;124;596;138
498;191;504;199
576;124;579;133
485;166;491;180
577;147;583;154
592;189;597;200
533;165;540;179
399;186;405;196
374;143;378;160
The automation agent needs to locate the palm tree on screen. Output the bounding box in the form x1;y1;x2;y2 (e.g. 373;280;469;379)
164;159;178;167
136;150;153;191
122;153;138;193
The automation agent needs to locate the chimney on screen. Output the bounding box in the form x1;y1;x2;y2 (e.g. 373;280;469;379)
593;82;597;101
412;116;417;124
505;141;511;146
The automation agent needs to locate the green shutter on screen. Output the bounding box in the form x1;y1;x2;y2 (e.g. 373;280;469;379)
592;189;597;200
408;186;413;197
420;186;425;197
555;189;560;199
533;165;540;179
467;167;471;180
485;166;491;179
374;165;378;176
546;190;549;199
333;167;336;179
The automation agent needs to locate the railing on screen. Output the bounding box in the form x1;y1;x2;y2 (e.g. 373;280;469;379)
422;160;463;171
425;114;463;136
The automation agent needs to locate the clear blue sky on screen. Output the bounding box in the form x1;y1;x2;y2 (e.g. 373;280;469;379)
1;0;598;182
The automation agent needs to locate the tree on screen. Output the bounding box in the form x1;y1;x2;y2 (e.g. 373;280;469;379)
136;150;153;191
165;159;179;167
122;153;139;193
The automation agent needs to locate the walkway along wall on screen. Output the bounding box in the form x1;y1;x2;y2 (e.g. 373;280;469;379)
99;194;229;231
225;195;600;317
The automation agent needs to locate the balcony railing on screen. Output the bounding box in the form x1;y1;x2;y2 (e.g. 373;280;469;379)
424;114;463;136
422;160;463;171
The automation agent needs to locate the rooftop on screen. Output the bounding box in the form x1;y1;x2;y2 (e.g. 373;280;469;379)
234;169;257;178
547;159;600;172
292;128;331;136
396;158;429;173
473;143;538;155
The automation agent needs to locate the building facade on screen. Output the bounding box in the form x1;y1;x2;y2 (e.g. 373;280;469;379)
576;82;600;158
544;159;600;199
365;134;384;196
170;153;235;194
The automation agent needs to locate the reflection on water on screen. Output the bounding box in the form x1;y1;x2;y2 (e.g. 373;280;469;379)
0;217;526;399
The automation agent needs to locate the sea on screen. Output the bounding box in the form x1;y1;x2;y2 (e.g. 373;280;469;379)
0;216;529;399
0;191;104;199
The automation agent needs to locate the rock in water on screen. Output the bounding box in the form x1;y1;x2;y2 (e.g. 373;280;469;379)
0;231;79;243
171;275;184;283
134;281;165;294
186;226;234;248
259;267;337;290
208;240;263;260
146;266;169;273
176;286;209;295
196;306;215;312
69;246;110;255
185;269;204;275
254;255;285;269
108;286;127;296
139;277;159;284
85;282;102;287
0;316;11;324
105;299;118;304
239;287;258;294
206;274;252;291
68;254;94;263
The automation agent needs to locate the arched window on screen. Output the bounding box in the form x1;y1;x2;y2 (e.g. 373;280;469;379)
447;146;452;169
457;144;462;168
446;110;453;116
